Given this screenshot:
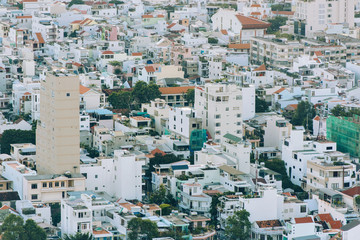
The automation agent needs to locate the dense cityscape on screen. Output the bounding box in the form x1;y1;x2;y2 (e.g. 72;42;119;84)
0;0;359;239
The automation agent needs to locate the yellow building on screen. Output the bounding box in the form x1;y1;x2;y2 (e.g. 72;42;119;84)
36;73;80;175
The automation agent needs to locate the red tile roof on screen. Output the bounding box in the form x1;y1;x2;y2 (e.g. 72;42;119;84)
132;52;142;56
145;66;155;73
35;32;44;44
71;20;82;24
235;15;271;29
102;50;114;55
253;64;266;71
251;4;261;7
295;217;313;224
251;12;261;16
342;186;360;197
159;86;195;95
220;29;228;35
79;85;90;94
317;214;333;223
314;51;323;56
256;219;282;228
314;115;320;121
273;87;286;94
16;15;32;19
142;15;153;18
329;220;342;229
167;23;176;29
228;43;250;49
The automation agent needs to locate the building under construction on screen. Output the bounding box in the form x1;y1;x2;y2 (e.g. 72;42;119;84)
326;115;360;159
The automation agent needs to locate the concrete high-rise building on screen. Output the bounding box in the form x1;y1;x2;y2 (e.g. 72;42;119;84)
295;0;354;37
194;83;255;143
36;74;80;175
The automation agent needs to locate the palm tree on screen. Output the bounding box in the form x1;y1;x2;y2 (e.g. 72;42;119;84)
62;232;93;240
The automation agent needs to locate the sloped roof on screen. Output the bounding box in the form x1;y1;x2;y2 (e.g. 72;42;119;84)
102;50;114;55
35;32;45;44
228;43;250;49
223;133;242;143
256;219;282;228
341;220;360;231
159;86;194;95
218;165;243;175
295;217;313;224
235;15;271;29
317;213;333;223
253;64;266;71
145;66;155;73
79;85;91;94
341;186;360;197
273;87;286;94
221;29;228;35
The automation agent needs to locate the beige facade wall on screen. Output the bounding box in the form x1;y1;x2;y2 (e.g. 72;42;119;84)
36;74;80;175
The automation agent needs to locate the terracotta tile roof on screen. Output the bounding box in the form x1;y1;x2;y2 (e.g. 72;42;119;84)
102;50;114;55
119;202;136;211
159;86;195;95
256;219;282;228
228;43;250;49
79;85;90;94
203;190;221;195
71;20;82;24
295;217;313;224
287;104;298;110
314;51;323;56
342;186;360;197
272;11;295;16
131;52;142;56
253;64;266;71
93;228;110;235
23;92;31;96
145;66;155;73
251;12;261;16
142;15;153;18
22;0;37;2
221;29;228;35
317;214;334;223
16;16;32;19
314;115;320;121
273;87;286;94
35;32;44;44
73;62;82;67
251;4;261;7
151;148;166;156
131;116;150;121
329;220;342;229
157;14;165;18
167;23;176;29
235;15;271;29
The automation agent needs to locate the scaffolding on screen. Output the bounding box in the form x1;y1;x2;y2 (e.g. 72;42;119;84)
326;115;360;159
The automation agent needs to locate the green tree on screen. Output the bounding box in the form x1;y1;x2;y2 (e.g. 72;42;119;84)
255;96;268;112
210;194;220;226
185;88;195;106
128;218;159;240
62;232;93;240
225;210;251;240
267;16;288;34
132;81;149;105
50;203;61;226
331;105;347;117
147;82;162;102
291;101;316;131
108;91;132;109
114;68;122;75
150;184;166;205
24;219;46;240
0;129;36;154
0;214;26;240
68;0;84;7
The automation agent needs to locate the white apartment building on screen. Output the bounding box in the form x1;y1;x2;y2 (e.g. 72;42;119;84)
141;98;170;134
80;150;146;201
263;116;292;150
295;0;355;37
168;107;202;141
282;129;338;187
195;83;255;143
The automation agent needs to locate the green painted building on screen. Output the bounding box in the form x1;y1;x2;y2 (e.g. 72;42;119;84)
327;115;360;158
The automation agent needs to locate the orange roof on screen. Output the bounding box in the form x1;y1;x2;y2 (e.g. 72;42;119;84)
273;87;286;94
16;15;32;19
119;202;136;211
235;15;271;29
314;115;320;121
295;217;313;224
251;4;261;7
93;228;110;235
23;92;31;96
102;50;114;55
145;66;155;72
157;14;165;18
159;86;195;95
329;220;342;229
142;15;153;18
341;186;360;197
314;51;323;56
317;213;334;223
221;29;228;35
79;85;90;94
71;20;82;24
253;64;266;71
132;52;142;56
167;23;176;29
272;11;295;16
22;0;37;2
287;104;298;110
35;32;44;44
228;43;250;49
251;12;261;16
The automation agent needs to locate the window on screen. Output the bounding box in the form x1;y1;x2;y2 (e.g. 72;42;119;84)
215;114;221;119
42;182;47;188
31;184;37;189
55;182;59;187
216;123;221;127
49;182;53;188
95;175;98;179
237;114;241;118
326;146;333;150
300;205;306;213
66;93;70;97
95;187;98;190
225;107;229;111
31;194;38;200
61;181;65;187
